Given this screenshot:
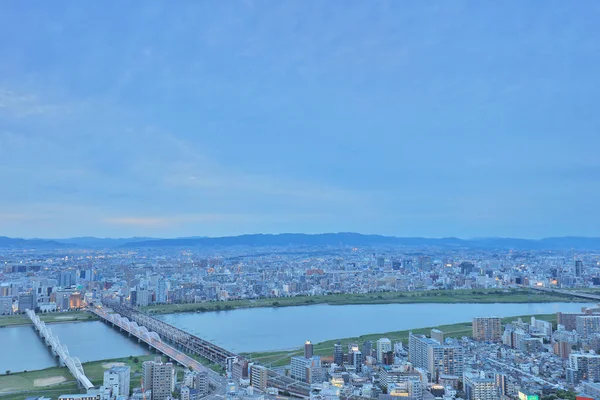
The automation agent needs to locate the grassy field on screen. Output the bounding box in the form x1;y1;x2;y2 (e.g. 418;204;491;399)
243;313;558;367
143;288;579;315
0;311;98;328
0;354;164;398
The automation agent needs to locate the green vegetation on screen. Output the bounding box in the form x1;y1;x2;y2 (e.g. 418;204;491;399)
243;313;558;367
0;311;97;328
143;288;580;315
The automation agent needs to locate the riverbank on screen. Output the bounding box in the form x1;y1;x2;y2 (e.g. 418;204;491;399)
242;313;557;367
0;311;98;328
143;288;579;315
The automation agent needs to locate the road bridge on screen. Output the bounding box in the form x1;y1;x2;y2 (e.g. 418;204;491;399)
95;301;311;398
26;310;94;390
526;285;600;302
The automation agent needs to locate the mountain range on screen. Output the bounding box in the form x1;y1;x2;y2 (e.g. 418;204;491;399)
1;233;600;250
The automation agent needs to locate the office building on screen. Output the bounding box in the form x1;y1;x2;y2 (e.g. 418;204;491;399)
291;355;323;384
305;340;313;359
103;365;131;397
382;351;394;366
250;364;268;391
473;317;502;342
362;341;373;358
377;338;392;362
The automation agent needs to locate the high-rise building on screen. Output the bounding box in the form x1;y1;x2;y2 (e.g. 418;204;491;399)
554;341;572;359
377;338;392;362
408;333;438;369
305;340;313;359
557;312;586;331
575;260;584;277
157;279;167;303
472;317;502;342
142;359;175;400
250;365;268;391
569;353;600;383
576;316;600;339
428;344;464;382
382;351;394;366
103;365;131;397
353;351;363;373
362;341;373;358
464;372;499;400
333;343;344;366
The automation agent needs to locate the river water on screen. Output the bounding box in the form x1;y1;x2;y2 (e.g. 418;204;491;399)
0;302;593;373
0;321;149;374
155;301;594;352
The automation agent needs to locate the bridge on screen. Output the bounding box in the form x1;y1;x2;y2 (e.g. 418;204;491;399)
527;285;600;302
89;306;225;388
26;310;94;390
95;301;311;398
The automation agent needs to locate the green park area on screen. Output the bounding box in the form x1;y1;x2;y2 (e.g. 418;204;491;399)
143;288;579;315
0;311;97;328
0;355;160;399
242;313;558;367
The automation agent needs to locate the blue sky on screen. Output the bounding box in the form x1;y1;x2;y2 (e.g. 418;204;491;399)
1;1;599;238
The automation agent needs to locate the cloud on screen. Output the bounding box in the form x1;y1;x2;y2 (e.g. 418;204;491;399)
0;89;70;117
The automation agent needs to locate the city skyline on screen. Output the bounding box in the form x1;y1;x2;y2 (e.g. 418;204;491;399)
1;2;600;238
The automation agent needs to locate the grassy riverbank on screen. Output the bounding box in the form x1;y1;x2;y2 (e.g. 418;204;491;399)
0;311;98;328
0;355;159;398
143;288;580;315
242;313;558;367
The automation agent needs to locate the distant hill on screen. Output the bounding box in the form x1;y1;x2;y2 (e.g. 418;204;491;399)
2;233;600;250
54;237;157;248
0;236;69;248
120;233;600;250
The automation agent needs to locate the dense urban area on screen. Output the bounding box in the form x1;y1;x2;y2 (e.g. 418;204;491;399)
1;237;600;400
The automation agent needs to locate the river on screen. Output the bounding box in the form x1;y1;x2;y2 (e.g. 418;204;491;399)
0;301;593;373
156;301;593;353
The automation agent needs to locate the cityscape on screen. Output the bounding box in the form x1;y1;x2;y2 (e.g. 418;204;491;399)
1;236;600;400
2;2;600;400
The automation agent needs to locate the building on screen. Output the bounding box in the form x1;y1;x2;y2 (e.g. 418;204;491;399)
157;279;167;303
18;293;35;313
472;317;502;342
250;364;268;391
291;356;323;384
577;316;600;339
582;382;600;399
333;343;343;366
409;333;439;369
305;341;313;359
576;260;584;277
554;341;573;359
377;338;392;362
103;365;131;397
431;329;444;344
142;359;175;400
569;353;600;383
531;317;553;337
463;372;499;400
558;312;585;331
58;395;100;400
69;292;83;309
0;296;13;315
352;351;363;373
428;344;464;382
382;351;394;366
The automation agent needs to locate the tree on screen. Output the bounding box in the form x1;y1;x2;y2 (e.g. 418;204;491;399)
133;357;139;363
5;370;10;375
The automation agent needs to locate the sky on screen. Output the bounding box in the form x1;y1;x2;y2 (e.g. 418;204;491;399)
1;1;599;239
